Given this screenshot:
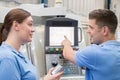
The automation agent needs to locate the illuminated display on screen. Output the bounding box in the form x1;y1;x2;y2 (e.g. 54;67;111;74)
49;27;74;46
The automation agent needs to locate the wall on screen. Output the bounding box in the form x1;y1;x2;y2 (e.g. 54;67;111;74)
0;0;42;8
110;0;120;41
48;0;106;16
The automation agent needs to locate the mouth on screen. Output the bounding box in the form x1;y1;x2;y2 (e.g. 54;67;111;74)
89;36;93;42
30;34;33;38
89;36;92;40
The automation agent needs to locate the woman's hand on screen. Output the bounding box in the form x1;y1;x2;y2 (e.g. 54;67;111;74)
44;68;63;80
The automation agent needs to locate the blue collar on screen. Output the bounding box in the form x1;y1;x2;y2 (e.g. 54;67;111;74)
99;40;120;47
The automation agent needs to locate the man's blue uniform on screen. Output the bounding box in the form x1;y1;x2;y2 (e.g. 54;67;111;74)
75;40;120;80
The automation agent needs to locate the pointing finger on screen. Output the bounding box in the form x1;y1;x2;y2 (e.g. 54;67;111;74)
64;35;68;40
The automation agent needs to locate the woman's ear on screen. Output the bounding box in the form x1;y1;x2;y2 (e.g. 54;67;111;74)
12;21;20;31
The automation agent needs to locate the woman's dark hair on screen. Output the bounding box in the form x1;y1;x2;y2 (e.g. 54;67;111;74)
89;9;118;34
0;8;31;45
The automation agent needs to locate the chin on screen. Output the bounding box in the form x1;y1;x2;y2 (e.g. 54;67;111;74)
22;42;28;45
90;40;93;44
90;40;95;44
22;40;32;44
91;42;100;45
28;38;32;42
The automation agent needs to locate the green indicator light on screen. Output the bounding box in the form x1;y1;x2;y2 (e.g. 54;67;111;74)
50;48;54;51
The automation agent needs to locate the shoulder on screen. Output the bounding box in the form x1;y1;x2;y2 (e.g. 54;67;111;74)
75;44;101;63
74;44;100;67
76;44;100;55
0;46;17;62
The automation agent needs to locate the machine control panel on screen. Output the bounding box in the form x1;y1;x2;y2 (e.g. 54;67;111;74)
45;53;82;76
45;47;81;76
45;17;82;76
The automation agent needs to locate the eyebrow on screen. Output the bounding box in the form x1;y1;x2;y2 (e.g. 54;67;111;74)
89;25;92;28
89;25;94;29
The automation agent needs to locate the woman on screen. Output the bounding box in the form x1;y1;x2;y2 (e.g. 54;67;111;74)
0;8;63;80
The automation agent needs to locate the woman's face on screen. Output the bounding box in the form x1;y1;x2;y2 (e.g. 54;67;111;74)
18;16;35;43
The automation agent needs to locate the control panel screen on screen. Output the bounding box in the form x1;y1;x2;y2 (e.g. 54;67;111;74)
49;26;74;46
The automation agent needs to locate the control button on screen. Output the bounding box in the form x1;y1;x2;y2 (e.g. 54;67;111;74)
55;48;59;51
50;48;54;51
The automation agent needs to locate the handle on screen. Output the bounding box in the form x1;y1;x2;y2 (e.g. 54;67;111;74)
78;27;82;43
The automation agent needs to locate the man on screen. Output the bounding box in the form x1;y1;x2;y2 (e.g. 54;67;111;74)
62;9;120;80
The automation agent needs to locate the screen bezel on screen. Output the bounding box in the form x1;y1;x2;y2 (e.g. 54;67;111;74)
45;26;78;47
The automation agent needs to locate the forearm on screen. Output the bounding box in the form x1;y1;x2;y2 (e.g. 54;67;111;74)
63;45;76;64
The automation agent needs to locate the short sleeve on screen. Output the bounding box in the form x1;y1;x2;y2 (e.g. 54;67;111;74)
75;45;97;70
0;58;20;80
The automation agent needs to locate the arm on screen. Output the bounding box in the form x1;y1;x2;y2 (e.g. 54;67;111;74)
61;36;76;64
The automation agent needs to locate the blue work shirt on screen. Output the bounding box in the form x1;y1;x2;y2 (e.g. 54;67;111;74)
75;40;120;80
0;42;38;80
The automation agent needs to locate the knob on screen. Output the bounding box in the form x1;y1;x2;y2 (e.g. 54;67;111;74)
51;61;58;67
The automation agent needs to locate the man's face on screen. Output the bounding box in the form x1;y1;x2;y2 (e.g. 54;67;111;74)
87;19;104;45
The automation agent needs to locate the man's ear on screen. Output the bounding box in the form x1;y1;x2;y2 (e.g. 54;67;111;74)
12;21;20;31
103;26;109;36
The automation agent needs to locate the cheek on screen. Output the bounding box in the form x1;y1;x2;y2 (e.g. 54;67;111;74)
22;29;29;38
91;29;99;36
89;31;95;37
93;33;102;41
24;28;30;35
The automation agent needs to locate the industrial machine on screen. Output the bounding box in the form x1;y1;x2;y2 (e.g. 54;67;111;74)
45;17;82;76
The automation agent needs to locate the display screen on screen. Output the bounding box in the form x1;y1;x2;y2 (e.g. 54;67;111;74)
49;27;74;46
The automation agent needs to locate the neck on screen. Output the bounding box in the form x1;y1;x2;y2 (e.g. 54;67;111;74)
5;35;22;51
103;34;116;42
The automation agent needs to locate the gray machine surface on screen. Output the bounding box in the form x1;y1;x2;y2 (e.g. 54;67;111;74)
45;17;82;76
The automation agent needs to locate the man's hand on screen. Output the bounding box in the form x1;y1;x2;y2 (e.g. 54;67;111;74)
61;36;76;64
62;36;71;47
